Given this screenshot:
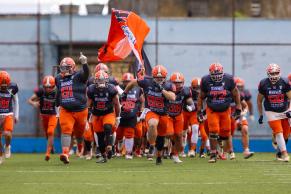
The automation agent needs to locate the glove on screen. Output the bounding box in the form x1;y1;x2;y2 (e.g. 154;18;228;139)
286;111;291;118
79;52;87;65
233;109;241;120
258;115;263;124
197;110;204;123
186;105;193;112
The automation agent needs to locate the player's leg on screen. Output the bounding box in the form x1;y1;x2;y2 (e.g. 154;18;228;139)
92;115;107;163
59;108;75;164
240;119;254;159
269;119;289;162
124;127;135;159
206;108;220;163
45;115;57;161
3;115;14;159
199;123;209;158
73;109;88;157
145;112;159;161
189;112;198;157
134;121;143;157
0;132;3;164
219;109;232;160
172;114;183;163
103;113;116;159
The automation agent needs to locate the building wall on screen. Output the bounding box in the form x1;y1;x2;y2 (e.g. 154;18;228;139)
0;15;290;136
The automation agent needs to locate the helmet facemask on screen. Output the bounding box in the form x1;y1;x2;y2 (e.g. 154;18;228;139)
267;71;280;84
60;64;74;76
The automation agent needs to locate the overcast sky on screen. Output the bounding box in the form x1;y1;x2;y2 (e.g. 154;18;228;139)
0;0;109;15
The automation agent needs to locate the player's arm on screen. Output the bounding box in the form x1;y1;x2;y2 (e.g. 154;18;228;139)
257;93;264;117
162;89;175;101
79;52;90;82
286;91;291;100
113;94;121;117
12;94;19;123
232;87;242;110
246;100;254;116
241;99;248;111
123;80;138;94
197;91;206;113
139;94;145;112
27;94;40;108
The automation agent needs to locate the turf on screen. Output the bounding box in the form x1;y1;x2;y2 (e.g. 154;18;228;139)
0;153;291;194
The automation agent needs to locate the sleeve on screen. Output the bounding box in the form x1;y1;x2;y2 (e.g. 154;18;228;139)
284;79;290;93
109;77;119;86
87;86;94;99
228;76;236;91
200;77;208;93
111;85;118;96
184;87;192;99
258;80;265;94
164;82;176;92
79;64;90;83
10;83;19;95
137;78;147;89
55;76;60;107
34;87;43;97
87;76;94;87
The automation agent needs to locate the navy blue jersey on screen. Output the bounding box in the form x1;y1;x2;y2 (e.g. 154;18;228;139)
137;77;176;115
243;89;252;101
87;84;118;116
55;67;88;112
0;83;18;114
35;87;57;115
201;73;236;112
168;86;191;117
258;78;290;113
120;86;142;119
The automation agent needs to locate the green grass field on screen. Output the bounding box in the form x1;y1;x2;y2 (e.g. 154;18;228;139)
0;153;291;194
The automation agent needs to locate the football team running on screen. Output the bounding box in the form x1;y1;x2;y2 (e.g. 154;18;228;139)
0;52;290;165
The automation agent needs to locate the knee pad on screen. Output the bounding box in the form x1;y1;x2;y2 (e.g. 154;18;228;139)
61;134;71;147
104;124;112;136
156;136;165;151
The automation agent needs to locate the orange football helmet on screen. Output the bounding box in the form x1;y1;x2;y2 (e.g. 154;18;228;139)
94;70;109;88
95;63;109;73
266;63;280;84
152;65;167;85
288;73;291;82
60;57;76;75
170;72;184;91
191;77;201;89
209;63;224;82
122;73;134;82
0;71;11;90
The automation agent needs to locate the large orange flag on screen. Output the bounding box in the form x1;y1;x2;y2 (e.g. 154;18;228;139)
98;9;150;71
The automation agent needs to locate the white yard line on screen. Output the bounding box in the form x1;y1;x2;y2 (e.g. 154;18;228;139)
22;181;290;186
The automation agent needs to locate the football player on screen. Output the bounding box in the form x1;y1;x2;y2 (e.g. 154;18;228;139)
257;64;291;162
55;52;89;164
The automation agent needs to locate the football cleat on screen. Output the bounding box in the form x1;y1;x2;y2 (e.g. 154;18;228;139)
229;152;236;160
4;145;11;159
156;156;162;165
147;146;154;161
172;155;183;163
199;152;206;158
208;153;217;163
60;154;70;164
96;156;107;163
125;154;133;160
188;150;196;158
180;152;187;158
243;151;254;159
45;155;50;161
